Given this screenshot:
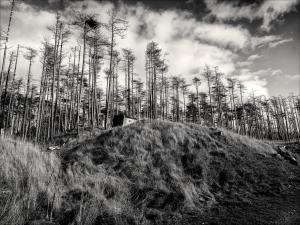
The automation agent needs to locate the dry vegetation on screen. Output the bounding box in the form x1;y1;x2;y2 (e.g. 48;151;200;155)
1;120;299;225
0;137;60;225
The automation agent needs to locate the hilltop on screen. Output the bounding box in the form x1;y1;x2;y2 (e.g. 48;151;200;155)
1;121;299;225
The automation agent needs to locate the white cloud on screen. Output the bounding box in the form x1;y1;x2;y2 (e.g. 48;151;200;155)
234;68;272;96
248;54;261;61
258;0;299;31
271;69;282;76
0;1;207;86
269;38;293;48
285;74;300;80
0;1;56;86
268;69;299;80
34;1;240;80
204;0;255;21
233;68;300;97
250;35;294;49
236;54;261;69
205;0;300;31
236;61;253;68
0;0;297;97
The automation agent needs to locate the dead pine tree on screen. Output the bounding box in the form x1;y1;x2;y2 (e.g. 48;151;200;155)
54;23;71;136
171;76;181;122
122;48;135;117
88;31;107;128
180;78;189;122
72;12;100;134
203;65;214;126
21;47;37;139
227;78;238;131
2;52;14;103
237;81;246;135
48;14;61;140
35;41;51;143
159;59;168;120
5;44;20;132
212;67;223;127
0;0;16;98
145;42;163;120
0;51;14;130
110;50;120;120
105;9;128;129
192;76;201;123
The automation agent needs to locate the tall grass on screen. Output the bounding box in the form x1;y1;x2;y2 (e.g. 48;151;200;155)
0;137;60;225
0;121;297;225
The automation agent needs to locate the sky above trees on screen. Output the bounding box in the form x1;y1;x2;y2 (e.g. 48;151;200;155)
0;0;299;97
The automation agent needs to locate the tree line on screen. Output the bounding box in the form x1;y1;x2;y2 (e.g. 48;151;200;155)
0;1;299;143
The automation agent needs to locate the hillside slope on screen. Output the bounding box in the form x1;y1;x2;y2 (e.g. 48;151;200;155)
1;120;300;225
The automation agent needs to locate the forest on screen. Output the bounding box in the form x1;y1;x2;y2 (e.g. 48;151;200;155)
0;0;299;143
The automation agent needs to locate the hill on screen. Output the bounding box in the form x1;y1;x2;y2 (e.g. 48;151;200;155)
1;120;299;225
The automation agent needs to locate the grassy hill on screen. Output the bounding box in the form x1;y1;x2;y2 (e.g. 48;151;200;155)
1;120;299;225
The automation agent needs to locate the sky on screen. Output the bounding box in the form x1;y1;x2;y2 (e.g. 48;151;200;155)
0;0;299;97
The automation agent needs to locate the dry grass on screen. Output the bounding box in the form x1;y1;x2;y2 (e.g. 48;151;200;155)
0;137;60;225
1;120;299;225
59;120;298;224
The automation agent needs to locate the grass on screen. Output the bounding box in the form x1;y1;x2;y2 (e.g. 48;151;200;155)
1;120;299;225
0;137;60;225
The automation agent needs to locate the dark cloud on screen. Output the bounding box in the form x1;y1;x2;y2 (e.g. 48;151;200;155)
21;0;83;11
215;0;262;7
19;0;209;19
21;0;180;11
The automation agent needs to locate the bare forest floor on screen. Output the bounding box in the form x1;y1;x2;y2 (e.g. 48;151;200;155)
0;120;299;225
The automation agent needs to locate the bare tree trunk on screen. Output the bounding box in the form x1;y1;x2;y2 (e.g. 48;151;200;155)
22;55;34;139
6;45;19;131
0;0;15;96
77;25;87;134
50;15;60;140
54;23;63;135
105;23;114;129
35;47;47;142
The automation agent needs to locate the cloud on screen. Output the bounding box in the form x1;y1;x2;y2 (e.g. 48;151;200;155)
0;1;56;86
268;38;293;48
236;54;262;68
234;68;274;96
0;0;10;8
267;69;299;80
248;54;261;61
0;0;240;87
236;61;253;68
0;0;297;97
233;68;300;97
271;69;282;76
205;0;300;31
64;0;241;77
285;74;300;80
250;35;294;50
258;0;300;31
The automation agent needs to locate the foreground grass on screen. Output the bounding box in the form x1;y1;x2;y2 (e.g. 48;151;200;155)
0;137;60;225
1;120;299;225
